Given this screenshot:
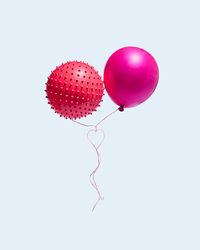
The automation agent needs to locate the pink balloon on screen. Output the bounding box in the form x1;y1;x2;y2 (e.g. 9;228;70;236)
104;47;159;108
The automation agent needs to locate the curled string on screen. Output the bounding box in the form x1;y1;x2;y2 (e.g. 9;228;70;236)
87;127;105;211
72;108;119;211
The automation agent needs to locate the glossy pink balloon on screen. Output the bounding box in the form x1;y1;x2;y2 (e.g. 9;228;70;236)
104;47;159;108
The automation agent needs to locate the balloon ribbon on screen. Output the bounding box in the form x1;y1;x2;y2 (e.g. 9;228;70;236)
72;108;119;211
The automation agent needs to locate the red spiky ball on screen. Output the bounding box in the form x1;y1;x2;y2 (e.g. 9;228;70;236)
45;61;104;119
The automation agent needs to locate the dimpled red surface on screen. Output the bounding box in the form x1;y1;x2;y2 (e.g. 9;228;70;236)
45;61;104;119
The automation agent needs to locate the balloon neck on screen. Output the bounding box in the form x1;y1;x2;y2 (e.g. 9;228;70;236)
118;105;124;112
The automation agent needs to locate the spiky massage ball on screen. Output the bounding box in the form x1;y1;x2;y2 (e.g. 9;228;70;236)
45;61;104;119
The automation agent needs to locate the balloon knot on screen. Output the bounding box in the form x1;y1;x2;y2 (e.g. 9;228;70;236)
118;105;124;112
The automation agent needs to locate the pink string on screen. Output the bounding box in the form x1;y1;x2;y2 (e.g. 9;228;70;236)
87;127;105;211
72;108;119;211
72;108;118;127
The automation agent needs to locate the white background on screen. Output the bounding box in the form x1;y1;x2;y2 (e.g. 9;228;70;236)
0;0;200;249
